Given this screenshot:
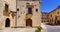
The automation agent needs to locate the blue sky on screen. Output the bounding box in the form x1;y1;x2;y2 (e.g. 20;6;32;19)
41;0;60;12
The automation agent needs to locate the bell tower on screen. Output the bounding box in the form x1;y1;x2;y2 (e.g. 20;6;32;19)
17;0;41;27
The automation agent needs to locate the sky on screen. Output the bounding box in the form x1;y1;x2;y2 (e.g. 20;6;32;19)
41;0;60;12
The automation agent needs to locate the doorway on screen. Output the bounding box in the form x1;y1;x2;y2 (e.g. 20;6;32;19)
5;18;10;27
57;20;60;25
26;19;32;27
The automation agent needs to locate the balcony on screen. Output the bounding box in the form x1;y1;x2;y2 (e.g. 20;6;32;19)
26;13;33;19
3;10;10;16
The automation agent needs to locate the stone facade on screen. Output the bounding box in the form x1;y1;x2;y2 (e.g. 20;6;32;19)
0;0;41;29
48;6;60;25
0;0;16;29
16;0;41;27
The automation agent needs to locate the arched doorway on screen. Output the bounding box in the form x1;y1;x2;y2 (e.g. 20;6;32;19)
5;18;10;27
26;19;32;27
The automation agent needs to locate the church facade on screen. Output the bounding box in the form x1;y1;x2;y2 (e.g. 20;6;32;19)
0;0;41;29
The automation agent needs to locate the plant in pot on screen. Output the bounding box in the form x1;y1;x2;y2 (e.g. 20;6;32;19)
35;26;42;32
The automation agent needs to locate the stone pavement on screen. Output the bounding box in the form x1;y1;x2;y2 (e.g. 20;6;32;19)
0;28;46;32
0;23;47;32
0;27;47;32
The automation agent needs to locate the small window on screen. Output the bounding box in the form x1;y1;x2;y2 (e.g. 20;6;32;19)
17;8;19;11
5;4;9;11
57;12;59;14
51;15;52;17
26;3;30;4
36;9;38;12
55;17;57;20
28;8;32;14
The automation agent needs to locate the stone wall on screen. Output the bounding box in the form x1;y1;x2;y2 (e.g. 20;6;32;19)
17;1;41;27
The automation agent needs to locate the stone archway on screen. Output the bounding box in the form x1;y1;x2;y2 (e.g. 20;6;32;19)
5;18;10;27
26;19;32;27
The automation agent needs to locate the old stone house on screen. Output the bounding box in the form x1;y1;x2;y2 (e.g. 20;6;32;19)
48;6;60;25
0;0;41;29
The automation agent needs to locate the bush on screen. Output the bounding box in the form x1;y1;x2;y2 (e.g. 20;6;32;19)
35;26;42;32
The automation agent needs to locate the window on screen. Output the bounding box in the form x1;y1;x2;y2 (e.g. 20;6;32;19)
55;17;57;20
26;3;30;4
17;8;19;11
5;4;9;11
51;15;52;17
36;9;38;12
28;8;32;14
57;12;59;14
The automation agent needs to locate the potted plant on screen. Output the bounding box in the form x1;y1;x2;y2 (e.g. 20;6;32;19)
35;26;42;32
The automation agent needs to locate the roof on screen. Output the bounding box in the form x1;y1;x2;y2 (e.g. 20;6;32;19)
49;6;60;14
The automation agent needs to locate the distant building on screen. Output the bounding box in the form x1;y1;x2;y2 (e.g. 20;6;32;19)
0;0;41;29
48;6;60;25
41;12;49;23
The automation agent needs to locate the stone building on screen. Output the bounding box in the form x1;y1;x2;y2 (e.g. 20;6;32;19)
41;12;49;23
0;0;16;29
0;0;41;29
16;0;41;27
48;6;60;25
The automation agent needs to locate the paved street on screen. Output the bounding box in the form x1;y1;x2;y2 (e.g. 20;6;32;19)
0;27;47;32
0;23;47;32
43;23;60;32
0;23;60;32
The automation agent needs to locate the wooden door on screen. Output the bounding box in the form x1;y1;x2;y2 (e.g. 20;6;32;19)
26;19;32;27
